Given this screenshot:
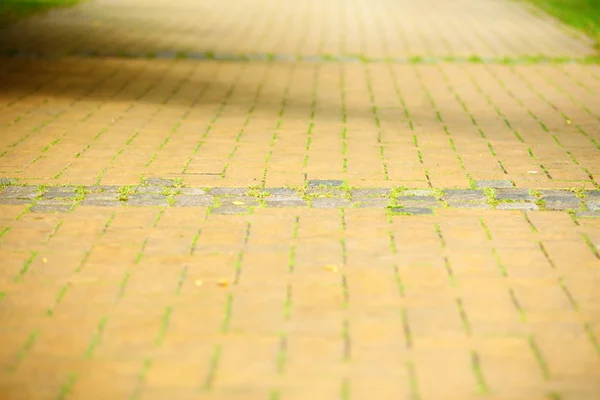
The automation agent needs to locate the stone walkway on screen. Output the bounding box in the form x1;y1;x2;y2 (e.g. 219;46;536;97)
0;0;599;399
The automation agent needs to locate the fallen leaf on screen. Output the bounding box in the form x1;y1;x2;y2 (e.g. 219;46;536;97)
232;201;245;206
324;265;338;272
194;279;204;287
528;171;538;174
217;278;229;287
42;258;48;264
566;119;572;124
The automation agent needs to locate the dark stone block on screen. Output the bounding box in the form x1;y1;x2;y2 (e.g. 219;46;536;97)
587;201;600;212
586;190;600;198
45;186;76;194
0;178;17;185
88;185;119;194
136;185;163;194
353;198;389;208
83;193;119;202
540;190;578;200
126;194;169;206
442;189;486;202
209;187;248;196
403;189;436;196
475;180;514;189
0;186;38;199
311;198;351;209
544;200;580;211
496;202;539;211
179;188;207;195
265;200;307;208
397;195;438;204
0;198;30;205
268;193;303;202
351;188;391;198
447;201;491;209
80;198;122;207
42;187;78;200
389;207;433;215
496;189;535;201
575;211;600;218
306;187;345;196
307;180;344;188
265;188;298;196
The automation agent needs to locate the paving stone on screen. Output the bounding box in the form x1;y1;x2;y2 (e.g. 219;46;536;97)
144;177;176;187
544;200;581;211
265;199;307;208
541;192;580;211
80;198;123;207
264;188;298;196
172;195;214;207
136;185;164;194
222;196;259;207
353;198;389;208
306;187;345;196
29;203;72;213
442;189;486;202
540;190;578;200
585;201;600;212
0;178;17;185
209;187;248;196
396;195;439;205
36;199;76;206
351;188;391;197
574;211;600;218
475;180;514;188
210;205;250;215
88;185;119;194
307;180;344;188
83;192;119;201
311;198;352;209
42;188;78;200
447;201;492;209
126;194;169;206
44;186;77;194
179;188;207;195
496;188;535;201
389;207;433;215
496;202;539;211
0;186;38;199
268;193;303;202
403;189;436;196
586;190;600;198
0;198;30;205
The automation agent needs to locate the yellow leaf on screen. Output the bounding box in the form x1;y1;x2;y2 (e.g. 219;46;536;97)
324;265;338;272
42;258;48;264
232;201;245;206
217;278;229;287
194;280;204;287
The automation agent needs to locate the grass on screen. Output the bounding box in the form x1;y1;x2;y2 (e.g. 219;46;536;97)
526;0;600;48
0;0;81;26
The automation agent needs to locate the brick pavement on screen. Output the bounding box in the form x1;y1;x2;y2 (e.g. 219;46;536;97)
0;0;600;399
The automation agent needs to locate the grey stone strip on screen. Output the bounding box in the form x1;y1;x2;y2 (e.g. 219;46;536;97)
1;50;599;65
0;178;598;217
